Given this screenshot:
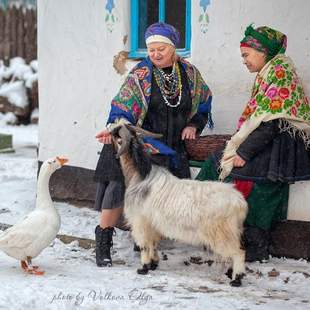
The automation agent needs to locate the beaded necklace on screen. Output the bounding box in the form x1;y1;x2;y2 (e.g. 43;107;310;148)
154;62;182;108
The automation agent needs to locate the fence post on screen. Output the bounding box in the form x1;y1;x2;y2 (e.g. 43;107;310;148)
0;8;5;60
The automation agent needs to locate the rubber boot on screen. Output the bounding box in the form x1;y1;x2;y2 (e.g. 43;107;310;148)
243;226;270;262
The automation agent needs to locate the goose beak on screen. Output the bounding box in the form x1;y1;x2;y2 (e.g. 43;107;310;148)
56;157;69;166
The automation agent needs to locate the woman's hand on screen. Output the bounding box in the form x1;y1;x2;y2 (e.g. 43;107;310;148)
96;128;112;144
181;126;197;140
233;154;246;167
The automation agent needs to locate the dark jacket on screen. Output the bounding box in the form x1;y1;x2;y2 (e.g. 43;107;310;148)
229;120;310;183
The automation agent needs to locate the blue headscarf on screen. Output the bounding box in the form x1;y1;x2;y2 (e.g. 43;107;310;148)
145;22;180;47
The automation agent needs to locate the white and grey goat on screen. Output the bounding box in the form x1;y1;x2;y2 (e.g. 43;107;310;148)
110;123;248;286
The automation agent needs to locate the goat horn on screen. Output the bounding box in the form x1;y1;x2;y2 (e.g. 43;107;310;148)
116;125;132;158
125;124;163;139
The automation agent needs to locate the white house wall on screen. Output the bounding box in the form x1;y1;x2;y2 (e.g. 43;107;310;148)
191;0;310;134
38;0;310;220
38;0;131;169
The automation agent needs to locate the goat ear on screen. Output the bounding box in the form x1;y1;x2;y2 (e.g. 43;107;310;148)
125;124;163;139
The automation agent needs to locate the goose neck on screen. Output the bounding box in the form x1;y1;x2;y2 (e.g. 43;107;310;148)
36;167;54;207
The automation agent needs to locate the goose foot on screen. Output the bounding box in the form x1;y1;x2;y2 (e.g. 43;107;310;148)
21;260;28;271
21;260;45;276
28;269;45;275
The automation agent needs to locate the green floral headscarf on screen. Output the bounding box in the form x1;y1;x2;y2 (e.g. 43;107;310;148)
240;24;287;60
219;25;310;180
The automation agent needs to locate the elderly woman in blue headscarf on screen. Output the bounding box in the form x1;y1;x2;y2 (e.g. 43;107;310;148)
93;22;213;267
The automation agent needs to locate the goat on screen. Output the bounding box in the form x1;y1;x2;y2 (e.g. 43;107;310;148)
110;123;248;286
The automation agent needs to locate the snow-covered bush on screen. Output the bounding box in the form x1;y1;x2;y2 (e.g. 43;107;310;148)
0;57;38;125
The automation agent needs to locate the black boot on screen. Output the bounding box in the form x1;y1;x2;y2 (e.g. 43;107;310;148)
95;225;115;267
243;226;270;262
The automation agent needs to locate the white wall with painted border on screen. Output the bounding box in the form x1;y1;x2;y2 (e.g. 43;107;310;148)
38;0;310;220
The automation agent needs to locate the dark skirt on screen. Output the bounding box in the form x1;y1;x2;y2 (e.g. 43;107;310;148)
94;181;125;211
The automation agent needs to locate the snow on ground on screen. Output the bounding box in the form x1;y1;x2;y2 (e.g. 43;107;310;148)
0;125;310;310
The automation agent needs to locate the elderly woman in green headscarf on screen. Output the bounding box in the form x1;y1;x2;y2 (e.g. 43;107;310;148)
197;24;310;262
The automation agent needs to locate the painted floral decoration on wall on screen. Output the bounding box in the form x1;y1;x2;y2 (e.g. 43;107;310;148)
105;0;118;33
199;0;210;33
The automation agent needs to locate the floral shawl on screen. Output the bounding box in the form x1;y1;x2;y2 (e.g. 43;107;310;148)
219;54;310;180
107;57;213;128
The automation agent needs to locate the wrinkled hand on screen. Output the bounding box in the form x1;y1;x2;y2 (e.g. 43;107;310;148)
233;154;246;167
181;126;197;140
96;128;112;144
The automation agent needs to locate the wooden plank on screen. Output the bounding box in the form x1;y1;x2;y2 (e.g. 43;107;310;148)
270;220;310;260
16;6;24;58
0;6;36;62
3;5;11;62
10;6;17;58
0;222;96;250
32;9;37;61
24;8;36;62
0;8;5;60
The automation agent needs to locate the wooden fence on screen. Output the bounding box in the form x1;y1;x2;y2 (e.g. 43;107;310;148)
0;6;36;63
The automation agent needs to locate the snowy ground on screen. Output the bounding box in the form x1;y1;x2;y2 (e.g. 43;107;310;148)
0;125;310;310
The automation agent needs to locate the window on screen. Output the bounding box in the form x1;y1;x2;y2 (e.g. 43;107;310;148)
0;0;36;9
129;0;191;58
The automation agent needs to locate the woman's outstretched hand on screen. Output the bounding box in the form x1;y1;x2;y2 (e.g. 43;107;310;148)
233;154;246;167
96;128;112;144
181;126;197;140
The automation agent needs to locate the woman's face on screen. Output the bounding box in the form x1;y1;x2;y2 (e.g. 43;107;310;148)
147;42;176;68
240;46;267;73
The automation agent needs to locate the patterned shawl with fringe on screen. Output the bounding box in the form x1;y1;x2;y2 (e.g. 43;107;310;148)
220;53;310;180
106;56;213;128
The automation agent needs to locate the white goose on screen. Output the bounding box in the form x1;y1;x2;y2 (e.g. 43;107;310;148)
0;156;68;275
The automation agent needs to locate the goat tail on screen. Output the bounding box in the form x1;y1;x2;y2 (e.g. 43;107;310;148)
237;194;248;224
229;189;248;224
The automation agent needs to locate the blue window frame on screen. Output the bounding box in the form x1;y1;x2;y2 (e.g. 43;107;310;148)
129;0;191;58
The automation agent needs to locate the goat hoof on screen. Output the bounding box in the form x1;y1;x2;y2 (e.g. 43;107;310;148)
149;260;158;270
137;265;149;275
225;268;233;279
230;279;242;287
230;274;243;287
133;243;141;252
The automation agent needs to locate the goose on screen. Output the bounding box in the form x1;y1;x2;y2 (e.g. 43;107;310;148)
0;156;68;275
